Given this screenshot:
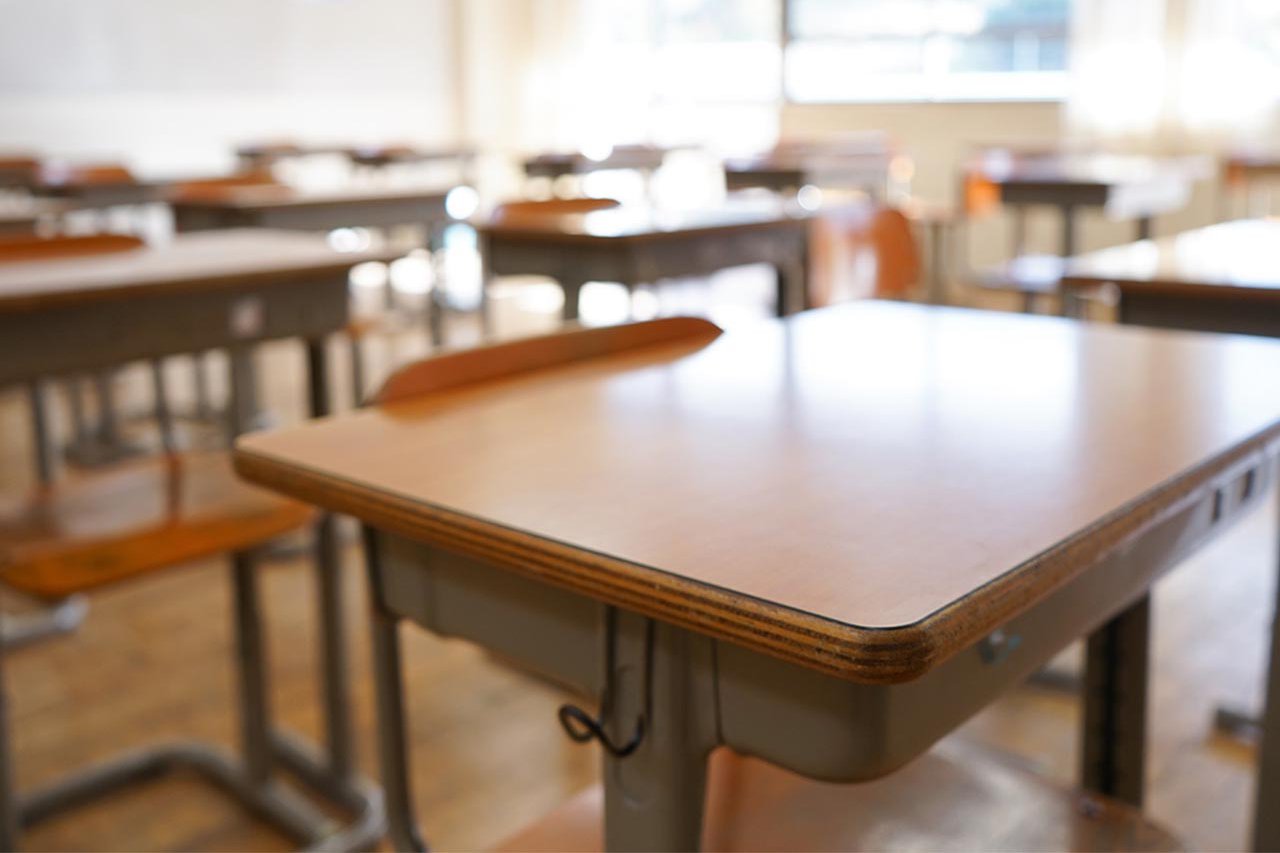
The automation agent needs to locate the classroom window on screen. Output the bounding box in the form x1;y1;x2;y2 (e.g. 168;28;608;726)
785;0;1071;103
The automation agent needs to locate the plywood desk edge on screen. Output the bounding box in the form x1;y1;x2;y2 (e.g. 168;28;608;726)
0;248;400;315
476;215;809;247
234;415;1280;686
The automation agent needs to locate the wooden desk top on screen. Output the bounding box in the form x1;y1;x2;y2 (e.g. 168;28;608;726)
236;302;1280;683
972;151;1208;190
0;228;395;314
523;145;670;176
1062;219;1280;298
1225;151;1280;179
345;145;475;166
478;199;810;245
168;185;453;213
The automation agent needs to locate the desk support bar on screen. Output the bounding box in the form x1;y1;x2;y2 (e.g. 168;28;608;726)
1081;594;1150;807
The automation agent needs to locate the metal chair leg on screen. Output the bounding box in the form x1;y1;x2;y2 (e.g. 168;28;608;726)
0;550;384;851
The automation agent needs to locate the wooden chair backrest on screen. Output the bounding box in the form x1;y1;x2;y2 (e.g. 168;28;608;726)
962;169;1001;218
491;197;621;225
40;163;136;187
865;207;921;299
167;171;281;201
809;204;921;306
373;317;723;406
0;233;145;263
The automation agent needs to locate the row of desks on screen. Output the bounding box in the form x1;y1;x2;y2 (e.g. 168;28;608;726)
5;148;1278;850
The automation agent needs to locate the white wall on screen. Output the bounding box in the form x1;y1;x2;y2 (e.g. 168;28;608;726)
0;0;461;176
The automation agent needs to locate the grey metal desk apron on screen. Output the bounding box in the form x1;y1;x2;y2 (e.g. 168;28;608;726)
237;302;1280;851
170;186;452;235
0;228;396;850
476;201;811;324
722;152;892;198
1063;217;1280;850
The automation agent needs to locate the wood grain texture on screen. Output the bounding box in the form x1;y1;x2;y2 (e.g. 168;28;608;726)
1062;219;1280;299
235;302;1280;684
497;740;1181;852
0;452;312;600
0;228;395;315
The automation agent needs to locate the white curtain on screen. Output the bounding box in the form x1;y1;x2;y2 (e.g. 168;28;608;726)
1067;0;1280;150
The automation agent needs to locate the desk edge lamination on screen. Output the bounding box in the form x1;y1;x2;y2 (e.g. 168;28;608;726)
234;425;1280;686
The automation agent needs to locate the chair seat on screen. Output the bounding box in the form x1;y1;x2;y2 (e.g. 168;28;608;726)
496;738;1182;852
0;452;313;600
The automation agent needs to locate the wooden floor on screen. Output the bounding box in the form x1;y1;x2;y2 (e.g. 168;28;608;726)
0;271;1272;850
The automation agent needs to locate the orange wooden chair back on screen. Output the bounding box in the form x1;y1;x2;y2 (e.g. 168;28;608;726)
374;317;723;406
40;162;136;187
167;171;281;201
809;204;921;306
491;197;621;225
0;233;145;263
961;169;1001;218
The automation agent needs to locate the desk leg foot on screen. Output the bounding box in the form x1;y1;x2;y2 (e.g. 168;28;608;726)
1081;594;1150;808
601;611;718;852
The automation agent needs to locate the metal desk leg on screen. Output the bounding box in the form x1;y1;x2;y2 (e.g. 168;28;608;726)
63;371;146;466
26;381;54;486
363;527;428;853
1251;478;1280;851
775;255;808;317
228;346;267;436
0;626;19;852
301;338;354;781
1081;594;1150;808
561;278;586;323
1060;204;1079;259
599;611;718;852
1012;205;1028;257
232;552;275;784
927;219;947;305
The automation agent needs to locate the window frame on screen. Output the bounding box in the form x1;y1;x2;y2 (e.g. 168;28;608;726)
779;0;1071;106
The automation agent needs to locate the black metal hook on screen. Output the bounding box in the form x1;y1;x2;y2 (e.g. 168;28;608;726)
556;608;653;759
557;703;646;758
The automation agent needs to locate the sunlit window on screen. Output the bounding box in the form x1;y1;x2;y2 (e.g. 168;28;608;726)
786;0;1071;103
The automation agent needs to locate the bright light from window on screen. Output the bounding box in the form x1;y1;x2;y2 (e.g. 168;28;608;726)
787;0;1071;103
444;185;480;220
